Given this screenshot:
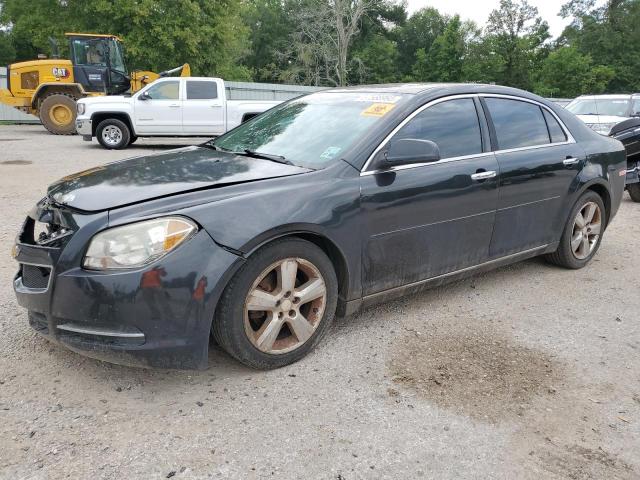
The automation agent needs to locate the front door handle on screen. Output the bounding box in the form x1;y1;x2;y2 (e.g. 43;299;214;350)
563;157;579;165
169;104;181;108
471;170;497;181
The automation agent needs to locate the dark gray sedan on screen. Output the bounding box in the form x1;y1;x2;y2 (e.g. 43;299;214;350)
13;83;627;369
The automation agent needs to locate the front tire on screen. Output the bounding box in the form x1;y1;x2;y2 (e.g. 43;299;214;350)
213;238;338;369
39;94;77;135
96;118;131;149
628;184;640;202
545;190;606;269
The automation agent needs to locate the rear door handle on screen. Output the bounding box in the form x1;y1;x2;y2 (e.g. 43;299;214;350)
169;104;181;108
471;171;497;181
563;157;579;165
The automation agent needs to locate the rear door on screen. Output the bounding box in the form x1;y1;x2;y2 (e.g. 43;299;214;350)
360;96;499;295
482;96;584;258
134;80;182;135
182;79;225;135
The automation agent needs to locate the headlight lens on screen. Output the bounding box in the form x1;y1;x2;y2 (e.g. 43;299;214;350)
588;122;615;135
83;217;197;270
77;102;85;115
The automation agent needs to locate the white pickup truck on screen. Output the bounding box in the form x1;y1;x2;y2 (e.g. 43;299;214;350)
76;77;306;149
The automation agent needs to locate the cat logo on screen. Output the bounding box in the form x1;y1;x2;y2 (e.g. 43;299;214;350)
52;67;70;78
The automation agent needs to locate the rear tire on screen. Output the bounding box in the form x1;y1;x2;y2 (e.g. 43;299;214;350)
628;184;640;202
213;238;338;369
96;118;131;150
39;94;77;135
545;190;606;269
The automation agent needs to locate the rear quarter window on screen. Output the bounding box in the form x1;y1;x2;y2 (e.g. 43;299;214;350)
542;109;567;143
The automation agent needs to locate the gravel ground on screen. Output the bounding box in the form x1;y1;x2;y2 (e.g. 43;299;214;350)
1;124;639;480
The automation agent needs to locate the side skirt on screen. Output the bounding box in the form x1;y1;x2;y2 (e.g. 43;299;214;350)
340;243;557;315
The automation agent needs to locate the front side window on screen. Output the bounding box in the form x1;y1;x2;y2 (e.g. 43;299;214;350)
486;98;550;150
187;81;218;100
144;81;179;100
392;98;483;159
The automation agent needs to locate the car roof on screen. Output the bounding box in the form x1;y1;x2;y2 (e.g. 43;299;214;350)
328;83;491;95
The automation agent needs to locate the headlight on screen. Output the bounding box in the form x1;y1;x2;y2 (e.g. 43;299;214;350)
77;103;85;115
588;123;615;135
83;217;197;270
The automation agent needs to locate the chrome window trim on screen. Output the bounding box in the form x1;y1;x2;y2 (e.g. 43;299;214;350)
361;93;576;176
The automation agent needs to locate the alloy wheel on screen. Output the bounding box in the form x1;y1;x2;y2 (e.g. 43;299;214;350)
243;257;327;354
102;126;123;146
571;201;602;260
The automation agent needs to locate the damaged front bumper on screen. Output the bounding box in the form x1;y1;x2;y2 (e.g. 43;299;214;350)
13;199;242;369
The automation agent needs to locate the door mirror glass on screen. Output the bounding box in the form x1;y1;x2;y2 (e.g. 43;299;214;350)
139;91;151;101
378;138;440;169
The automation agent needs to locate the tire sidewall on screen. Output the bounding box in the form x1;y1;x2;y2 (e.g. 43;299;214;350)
627;183;640;203
96;119;131;150
40;94;77;135
559;191;607;268
216;239;338;369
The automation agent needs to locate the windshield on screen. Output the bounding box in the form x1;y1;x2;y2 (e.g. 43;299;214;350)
70;37;126;73
213;91;408;169
567;97;630;117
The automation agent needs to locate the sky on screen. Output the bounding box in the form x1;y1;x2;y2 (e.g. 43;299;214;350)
405;0;577;38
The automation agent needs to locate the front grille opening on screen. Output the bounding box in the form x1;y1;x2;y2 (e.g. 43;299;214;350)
21;264;51;289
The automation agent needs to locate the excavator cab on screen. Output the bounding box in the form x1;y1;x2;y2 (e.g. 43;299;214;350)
66;33;130;94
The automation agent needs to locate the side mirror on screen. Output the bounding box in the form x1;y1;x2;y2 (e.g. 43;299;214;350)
376;138;440;169
139;91;151;101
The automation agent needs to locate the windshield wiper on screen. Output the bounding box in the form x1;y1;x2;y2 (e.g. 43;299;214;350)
240;149;293;165
201;141;229;151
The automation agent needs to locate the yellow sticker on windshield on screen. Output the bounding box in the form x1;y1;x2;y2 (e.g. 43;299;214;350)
361;103;395;117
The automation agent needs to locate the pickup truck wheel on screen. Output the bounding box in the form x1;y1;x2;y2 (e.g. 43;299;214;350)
129;135;138;145
96;119;131;149
213;238;338;369
628;184;640;202
39;94;77;135
545;191;606;269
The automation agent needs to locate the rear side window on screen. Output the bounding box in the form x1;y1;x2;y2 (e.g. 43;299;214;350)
486;98;549;150
187;81;218;100
543;109;567;143
394;98;483;159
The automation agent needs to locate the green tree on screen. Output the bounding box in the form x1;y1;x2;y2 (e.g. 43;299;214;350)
394;7;446;78
534;46;615;97
0;30;15;64
0;0;251;79
413;15;466;82
353;34;399;83
484;0;550;89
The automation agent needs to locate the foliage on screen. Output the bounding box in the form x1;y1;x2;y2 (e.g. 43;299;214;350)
1;0;639;95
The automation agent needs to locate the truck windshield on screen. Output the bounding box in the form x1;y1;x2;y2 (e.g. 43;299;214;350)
213;91;408;169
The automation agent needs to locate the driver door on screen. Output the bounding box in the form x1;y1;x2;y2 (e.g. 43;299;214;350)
134;80;183;135
360;96;499;295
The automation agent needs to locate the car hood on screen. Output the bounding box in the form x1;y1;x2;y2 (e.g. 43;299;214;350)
48;146;312;212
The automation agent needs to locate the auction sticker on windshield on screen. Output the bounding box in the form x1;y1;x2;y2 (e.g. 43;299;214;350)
361;103;396;117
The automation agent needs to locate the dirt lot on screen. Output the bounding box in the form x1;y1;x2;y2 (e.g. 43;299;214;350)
1;124;639;479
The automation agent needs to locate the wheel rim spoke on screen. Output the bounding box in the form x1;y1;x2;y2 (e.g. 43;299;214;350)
581;236;590;256
571;232;583;251
278;259;298;294
246;288;278;311
583;203;597;223
574;212;586;228
287;314;314;343
295;278;325;305
589;222;601;236
255;315;282;351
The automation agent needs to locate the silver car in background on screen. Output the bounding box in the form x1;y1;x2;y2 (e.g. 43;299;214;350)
566;94;640;135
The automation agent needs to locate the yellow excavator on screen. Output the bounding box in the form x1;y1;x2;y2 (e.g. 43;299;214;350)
0;33;190;134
